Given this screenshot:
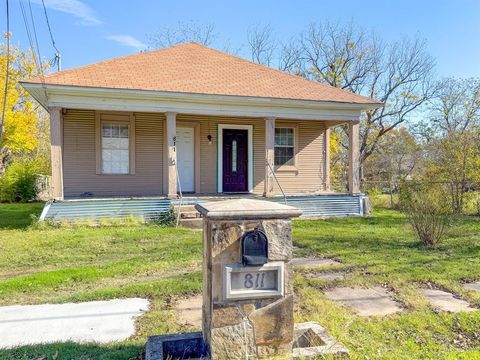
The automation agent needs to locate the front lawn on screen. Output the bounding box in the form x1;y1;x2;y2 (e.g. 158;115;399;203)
0;202;44;229
293;210;480;359
0;204;479;359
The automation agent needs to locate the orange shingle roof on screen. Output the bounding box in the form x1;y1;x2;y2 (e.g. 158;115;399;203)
26;42;379;105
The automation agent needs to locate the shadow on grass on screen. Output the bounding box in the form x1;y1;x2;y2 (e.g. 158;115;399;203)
0;203;44;230
0;342;143;360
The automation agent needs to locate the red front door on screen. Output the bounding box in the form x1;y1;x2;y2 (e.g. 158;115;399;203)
223;129;248;192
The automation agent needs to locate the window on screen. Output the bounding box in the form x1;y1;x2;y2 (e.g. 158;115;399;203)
102;123;129;174
232;140;237;172
274;128;295;166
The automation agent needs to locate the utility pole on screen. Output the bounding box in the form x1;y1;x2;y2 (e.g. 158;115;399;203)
55;52;61;71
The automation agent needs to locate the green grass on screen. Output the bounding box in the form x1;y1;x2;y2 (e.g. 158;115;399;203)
0;203;202;360
0;204;480;359
0;202;44;229
292;210;480;359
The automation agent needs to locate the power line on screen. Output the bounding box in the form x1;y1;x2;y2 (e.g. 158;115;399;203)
0;0;11;145
19;0;48;100
41;0;58;53
41;0;60;71
27;0;46;82
19;0;36;67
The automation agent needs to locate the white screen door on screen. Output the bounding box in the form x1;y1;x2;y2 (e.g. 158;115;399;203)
176;127;195;193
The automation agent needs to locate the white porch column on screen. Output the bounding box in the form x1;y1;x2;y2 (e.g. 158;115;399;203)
48;107;64;200
348;121;361;194
166;112;177;198
324;126;331;191
264;117;276;197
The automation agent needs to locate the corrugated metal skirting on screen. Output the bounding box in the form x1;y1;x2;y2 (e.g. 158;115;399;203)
41;199;172;221
40;194;364;222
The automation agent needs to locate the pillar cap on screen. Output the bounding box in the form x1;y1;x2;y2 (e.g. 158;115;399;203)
195;198;302;220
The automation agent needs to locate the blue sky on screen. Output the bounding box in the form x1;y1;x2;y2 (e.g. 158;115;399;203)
4;0;480;78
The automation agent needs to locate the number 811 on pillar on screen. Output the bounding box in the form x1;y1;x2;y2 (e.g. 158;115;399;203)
223;262;284;300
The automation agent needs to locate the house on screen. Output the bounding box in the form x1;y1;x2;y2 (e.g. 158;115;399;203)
21;42;381;220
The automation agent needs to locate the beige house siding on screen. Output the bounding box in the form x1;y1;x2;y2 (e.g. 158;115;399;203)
273;120;326;194
62;110;326;197
63;109;164;198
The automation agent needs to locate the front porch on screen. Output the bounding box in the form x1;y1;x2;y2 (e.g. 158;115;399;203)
48;109;361;201
40;193;366;222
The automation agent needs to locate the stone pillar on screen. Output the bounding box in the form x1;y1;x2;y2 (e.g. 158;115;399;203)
264;117;276;197
196;199;302;359
49;107;64;200
348;121;360;194
166;112;177;198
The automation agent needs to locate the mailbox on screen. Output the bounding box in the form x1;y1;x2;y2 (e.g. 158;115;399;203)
224;228;283;301
241;228;268;266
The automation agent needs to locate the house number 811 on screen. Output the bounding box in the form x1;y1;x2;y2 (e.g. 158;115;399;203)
244;272;265;289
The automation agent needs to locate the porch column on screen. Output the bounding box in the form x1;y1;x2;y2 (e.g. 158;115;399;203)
348;121;361;194
166;112;177;198
264;116;276;197
324;126;331;191
49;107;64;200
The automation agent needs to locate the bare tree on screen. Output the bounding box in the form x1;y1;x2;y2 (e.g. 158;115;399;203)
247;24;277;66
278;39;303;73
149;21;217;48
300;22;437;165
429;78;480;134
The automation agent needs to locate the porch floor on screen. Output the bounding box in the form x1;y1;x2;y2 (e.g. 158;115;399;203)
41;193;365;222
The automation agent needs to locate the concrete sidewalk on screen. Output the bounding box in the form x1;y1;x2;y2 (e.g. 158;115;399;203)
0;298;149;348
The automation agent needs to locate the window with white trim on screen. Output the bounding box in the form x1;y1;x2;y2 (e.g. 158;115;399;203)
102;123;129;174
274;128;295;166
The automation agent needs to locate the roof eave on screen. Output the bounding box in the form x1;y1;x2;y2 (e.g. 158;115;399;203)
20;82;383;120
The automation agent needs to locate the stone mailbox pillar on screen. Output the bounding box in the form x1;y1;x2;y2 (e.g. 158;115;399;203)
195;199;302;359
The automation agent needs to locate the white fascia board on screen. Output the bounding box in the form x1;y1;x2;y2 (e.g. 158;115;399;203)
21;83;382;121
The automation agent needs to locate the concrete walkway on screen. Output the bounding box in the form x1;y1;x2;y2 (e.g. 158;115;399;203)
422;289;475;313
324;287;403;316
175;295;202;329
291;258;341;267
464;281;480;292
0;298;149;348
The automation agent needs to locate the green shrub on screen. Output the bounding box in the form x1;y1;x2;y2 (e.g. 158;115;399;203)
461;191;480;216
0;160;40;202
151;206;177;226
400;182;451;247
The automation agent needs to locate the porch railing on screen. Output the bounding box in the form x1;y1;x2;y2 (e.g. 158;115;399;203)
175;164;183;227
266;161;287;205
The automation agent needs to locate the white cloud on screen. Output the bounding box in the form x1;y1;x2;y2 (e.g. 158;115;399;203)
33;0;102;25
106;35;147;50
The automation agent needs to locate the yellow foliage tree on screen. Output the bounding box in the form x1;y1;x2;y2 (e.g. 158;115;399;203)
1;45;45;155
329;127;346;191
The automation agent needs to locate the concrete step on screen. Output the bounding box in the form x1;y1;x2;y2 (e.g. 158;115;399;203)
175;204;201;220
176;205;197;212
179;218;203;229
180;211;201;219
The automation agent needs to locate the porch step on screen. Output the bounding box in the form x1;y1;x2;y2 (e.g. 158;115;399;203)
175;205;201;220
180;212;201;219
179;217;203;229
176;205;197;212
